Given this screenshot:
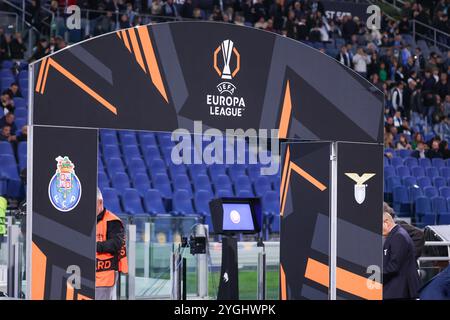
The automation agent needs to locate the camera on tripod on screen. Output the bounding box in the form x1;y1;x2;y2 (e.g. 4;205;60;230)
181;234;206;255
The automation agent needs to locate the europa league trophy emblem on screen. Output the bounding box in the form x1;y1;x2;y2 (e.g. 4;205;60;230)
220;39;234;80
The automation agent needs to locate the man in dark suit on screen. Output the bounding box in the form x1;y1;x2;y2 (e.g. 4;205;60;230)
383;211;420;299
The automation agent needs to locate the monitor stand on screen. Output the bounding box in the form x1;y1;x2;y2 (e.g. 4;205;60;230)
217;235;239;300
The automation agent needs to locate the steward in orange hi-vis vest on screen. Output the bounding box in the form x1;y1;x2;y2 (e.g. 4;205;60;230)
96;209;128;287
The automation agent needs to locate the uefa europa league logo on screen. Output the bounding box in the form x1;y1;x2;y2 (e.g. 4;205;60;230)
221;40;234;79
214;39;240;80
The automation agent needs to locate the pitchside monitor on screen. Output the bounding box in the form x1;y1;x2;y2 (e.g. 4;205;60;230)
209;198;262;234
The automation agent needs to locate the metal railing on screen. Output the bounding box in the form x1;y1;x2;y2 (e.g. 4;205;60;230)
0;11;19;31
412;19;450;51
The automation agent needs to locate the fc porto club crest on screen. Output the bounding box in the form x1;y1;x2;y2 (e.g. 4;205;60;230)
48;156;82;212
345;173;376;204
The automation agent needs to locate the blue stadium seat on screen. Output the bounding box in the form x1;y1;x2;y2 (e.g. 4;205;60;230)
417;176;432;189
402;176;417;188
391;157;403;167
122;188;145;215
18;142;27;170
254;176;272;197
172;190;194;215
192;174;213;194
270;213;280;234
128;158;147;178
440;186;450;199
234;175;253;196
433;176;446;189
384;157;390;166
102;188;123;213
426;167;440;179
143;146;162;166
432;158;445;169
396;166;410;177
188;164;207;179
446;159;450;167
216;189;234;197
98;171;110;190
430;196;446;225
13;97;27;108
404;157;418;168
423;186;439;198
152;173;172;198
149;158;167;177
168;163;187;179
209;164;227;181
100;130;118;145
0;141;14;155
398;149;411;158
173;174;193;196
419;158;432;168
409;185;423;202
411;166;425;178
139;132;157;146
133;173;151;197
118;130;138;146
214;174;233;196
441;167;450;178
194;190;213;216
15;107;27;118
103;144;121;159
111;172;131;195
156;132;174;146
143;189;167;215
439;213;450;224
386;176;401;194
228;165;247;182
247;165;262;181
415;196;432;221
106;157;126;174
122;145;141;164
262;191;279;215
393;186;411;215
384;165;396;178
0;155;19;180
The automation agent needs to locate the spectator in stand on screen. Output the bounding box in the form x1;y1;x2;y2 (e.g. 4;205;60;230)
0;125;16;143
3;83;21;99
0;113;17;133
426;139;443;159
336;45;351;68
342;15;358;42
411;141;427;158
398;16;410;34
392;82;405;114
396;134;412;150
439;140;450;159
0;93;14;116
393;111;403;128
385;132;395;149
180;0;194;19
162;0;179;17
379;62;388;82
17;125;27;142
411;132;425;150
352;47;370;78
435;72;450;100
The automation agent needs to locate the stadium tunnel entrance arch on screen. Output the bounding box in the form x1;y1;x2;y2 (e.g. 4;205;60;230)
27;21;384;300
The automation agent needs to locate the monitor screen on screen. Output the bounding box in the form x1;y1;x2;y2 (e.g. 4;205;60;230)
222;203;255;231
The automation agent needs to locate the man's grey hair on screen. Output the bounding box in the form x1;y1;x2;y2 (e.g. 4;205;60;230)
97;188;103;201
383;202;395;218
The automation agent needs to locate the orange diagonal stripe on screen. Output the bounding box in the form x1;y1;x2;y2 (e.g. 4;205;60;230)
280;146;291;216
116;31;122;39
137;26;169;103
40;58;117;115
280;263;287;300
304;258;382;300
128;28;146;72
290;161;327;191
40;59;51;94
121;30;131;52
35;58;47;93
31;241;47;300
278;80;292;139
66;283;74;300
